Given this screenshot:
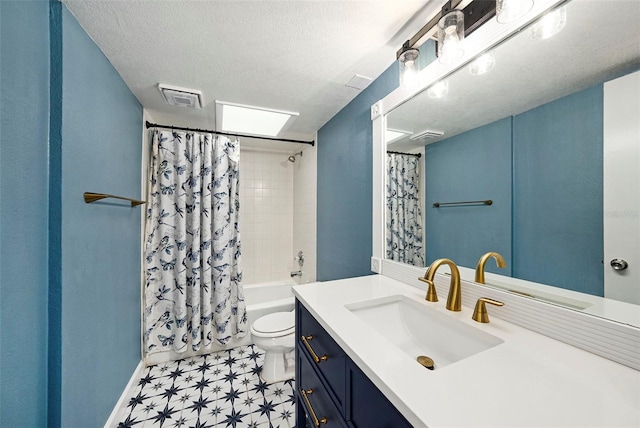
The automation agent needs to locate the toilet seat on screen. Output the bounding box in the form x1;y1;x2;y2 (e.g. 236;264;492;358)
251;312;295;337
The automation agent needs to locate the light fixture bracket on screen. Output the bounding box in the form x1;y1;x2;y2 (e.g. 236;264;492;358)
435;0;496;60
396;0;496;60
399;42;420;64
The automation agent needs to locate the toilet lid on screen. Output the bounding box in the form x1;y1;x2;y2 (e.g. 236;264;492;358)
252;312;295;335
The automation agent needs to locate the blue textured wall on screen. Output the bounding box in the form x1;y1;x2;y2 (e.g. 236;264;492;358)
425;85;603;295
49;3;63;423
316;63;399;281
0;1;50;426
425;117;513;274
317;41;436;281
513;85;603;295
1;2;143;426
57;5;143;426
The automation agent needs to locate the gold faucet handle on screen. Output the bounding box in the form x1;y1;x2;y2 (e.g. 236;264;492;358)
472;298;504;323
418;276;439;302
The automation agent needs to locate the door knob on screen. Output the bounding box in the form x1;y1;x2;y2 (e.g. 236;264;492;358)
610;259;628;271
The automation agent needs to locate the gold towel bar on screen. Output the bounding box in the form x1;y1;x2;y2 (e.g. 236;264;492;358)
83;192;146;207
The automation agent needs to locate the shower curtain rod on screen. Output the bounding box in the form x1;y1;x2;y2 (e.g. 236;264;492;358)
145;121;315;146
387;150;422;158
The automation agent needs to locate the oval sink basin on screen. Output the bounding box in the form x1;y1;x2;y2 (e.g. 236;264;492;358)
346;295;504;370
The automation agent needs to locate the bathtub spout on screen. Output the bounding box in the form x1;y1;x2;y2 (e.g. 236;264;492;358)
290;270;302;278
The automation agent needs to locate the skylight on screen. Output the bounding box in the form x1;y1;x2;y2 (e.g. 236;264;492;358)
215;101;298;137
385;129;410;144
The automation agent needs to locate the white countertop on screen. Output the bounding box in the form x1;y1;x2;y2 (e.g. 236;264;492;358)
293;274;640;428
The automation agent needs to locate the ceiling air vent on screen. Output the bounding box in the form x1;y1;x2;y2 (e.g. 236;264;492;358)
158;84;203;109
410;129;444;141
346;74;373;91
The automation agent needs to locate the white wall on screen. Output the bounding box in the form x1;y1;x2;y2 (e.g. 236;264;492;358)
293;143;317;284
240;148;295;284
239;144;317;285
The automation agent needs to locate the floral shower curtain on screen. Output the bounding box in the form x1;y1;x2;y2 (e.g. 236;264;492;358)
386;153;425;267
144;130;247;356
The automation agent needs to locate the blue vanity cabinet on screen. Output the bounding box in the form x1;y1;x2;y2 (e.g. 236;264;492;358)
346;362;412;428
295;299;412;428
297;346;348;427
295;299;347;427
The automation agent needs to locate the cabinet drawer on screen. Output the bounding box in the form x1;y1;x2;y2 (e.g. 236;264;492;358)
298;350;346;428
347;362;412;428
296;300;346;408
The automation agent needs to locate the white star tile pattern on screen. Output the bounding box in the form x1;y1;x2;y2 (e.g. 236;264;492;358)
115;345;295;428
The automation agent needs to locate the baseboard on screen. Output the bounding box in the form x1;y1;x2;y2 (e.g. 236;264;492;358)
103;360;145;427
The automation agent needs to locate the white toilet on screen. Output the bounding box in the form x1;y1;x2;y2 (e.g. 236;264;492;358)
250;311;296;383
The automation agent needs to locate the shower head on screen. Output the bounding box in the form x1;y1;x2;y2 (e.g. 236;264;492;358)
287;151;303;163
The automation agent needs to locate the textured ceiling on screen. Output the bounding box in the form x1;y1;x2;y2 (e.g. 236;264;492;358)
62;0;436;144
387;0;640;151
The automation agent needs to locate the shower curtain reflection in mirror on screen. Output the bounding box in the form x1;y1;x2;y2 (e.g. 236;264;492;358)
386;153;425;267
144;130;247;357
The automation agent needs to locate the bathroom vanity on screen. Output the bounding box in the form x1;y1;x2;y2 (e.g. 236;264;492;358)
293;275;640;427
294;298;411;428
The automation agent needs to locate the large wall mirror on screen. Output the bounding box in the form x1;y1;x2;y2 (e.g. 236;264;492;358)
380;0;639;326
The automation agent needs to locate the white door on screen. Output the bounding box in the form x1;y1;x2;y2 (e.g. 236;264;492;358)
603;70;640;305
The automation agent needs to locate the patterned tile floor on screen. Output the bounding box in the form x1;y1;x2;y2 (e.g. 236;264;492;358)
115;345;295;428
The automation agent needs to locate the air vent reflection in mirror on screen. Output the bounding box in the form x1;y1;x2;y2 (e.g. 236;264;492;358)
410;130;444;141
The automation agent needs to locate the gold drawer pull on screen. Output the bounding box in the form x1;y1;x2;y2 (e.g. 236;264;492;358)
300;388;328;427
301;335;328;363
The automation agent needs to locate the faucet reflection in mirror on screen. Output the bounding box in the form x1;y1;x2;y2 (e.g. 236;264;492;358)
475;251;507;284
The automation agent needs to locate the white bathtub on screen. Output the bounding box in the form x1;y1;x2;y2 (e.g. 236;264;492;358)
145;280;295;366
243;279;295;327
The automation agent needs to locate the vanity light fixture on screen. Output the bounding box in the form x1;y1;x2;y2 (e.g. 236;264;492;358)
399;43;421;90
396;1;497;87
495;0;534;24
438;8;465;64
530;6;567;40
468;52;495;75
427;80;449;98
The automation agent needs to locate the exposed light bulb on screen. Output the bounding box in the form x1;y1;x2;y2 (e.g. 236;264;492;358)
440;26;463;63
399;48;420;90
469;53;495;75
496;0;534;24
530;6;567;40
427;80;449;99
402;60;419;90
438;10;465;64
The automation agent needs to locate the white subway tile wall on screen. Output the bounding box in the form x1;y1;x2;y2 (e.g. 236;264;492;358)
240;147;316;285
293;146;317;284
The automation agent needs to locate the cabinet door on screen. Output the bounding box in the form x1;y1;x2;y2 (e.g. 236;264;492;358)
296;300;346;409
347;362;412;428
297;350;347;428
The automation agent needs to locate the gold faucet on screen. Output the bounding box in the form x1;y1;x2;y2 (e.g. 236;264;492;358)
475;252;506;284
419;258;461;311
472;298;504;323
